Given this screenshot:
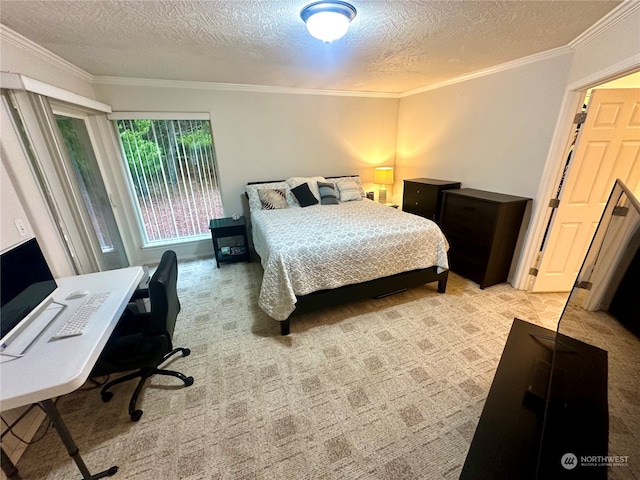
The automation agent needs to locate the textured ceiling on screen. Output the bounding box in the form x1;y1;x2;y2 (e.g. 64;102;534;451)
0;0;623;94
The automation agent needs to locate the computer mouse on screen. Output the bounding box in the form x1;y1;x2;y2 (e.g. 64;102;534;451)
66;290;89;300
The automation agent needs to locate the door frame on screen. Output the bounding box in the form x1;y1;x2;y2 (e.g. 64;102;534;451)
512;56;640;290
50;102;131;270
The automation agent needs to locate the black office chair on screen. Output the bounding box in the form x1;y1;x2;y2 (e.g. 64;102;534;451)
92;250;193;421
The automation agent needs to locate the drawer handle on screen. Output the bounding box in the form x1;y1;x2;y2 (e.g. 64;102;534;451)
416;190;421;193
415;202;419;205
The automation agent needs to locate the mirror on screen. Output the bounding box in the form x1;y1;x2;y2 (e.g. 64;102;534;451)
551;178;640;475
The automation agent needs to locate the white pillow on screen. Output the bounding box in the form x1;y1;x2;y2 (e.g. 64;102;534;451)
334;176;365;199
246;182;289;212
336;180;362;202
286;176;326;204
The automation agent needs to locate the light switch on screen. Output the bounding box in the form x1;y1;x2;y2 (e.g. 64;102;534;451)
14;218;28;237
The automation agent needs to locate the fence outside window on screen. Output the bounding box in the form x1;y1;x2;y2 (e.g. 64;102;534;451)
116;119;224;243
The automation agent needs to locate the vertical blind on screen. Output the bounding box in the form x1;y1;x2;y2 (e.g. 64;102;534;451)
116;119;224;243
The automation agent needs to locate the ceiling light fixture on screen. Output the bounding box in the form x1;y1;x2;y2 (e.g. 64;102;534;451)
300;1;357;43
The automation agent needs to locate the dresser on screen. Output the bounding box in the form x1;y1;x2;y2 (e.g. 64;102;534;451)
402;178;461;223
439;188;530;289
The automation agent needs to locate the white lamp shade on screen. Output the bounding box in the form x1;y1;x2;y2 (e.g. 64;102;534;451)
374;167;394;185
305;11;351;42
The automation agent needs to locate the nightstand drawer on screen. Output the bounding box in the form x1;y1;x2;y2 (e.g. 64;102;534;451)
403;188;434;211
211;224;246;238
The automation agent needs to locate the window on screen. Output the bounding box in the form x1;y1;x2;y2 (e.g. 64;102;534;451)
55;114;129;269
115;119;224;243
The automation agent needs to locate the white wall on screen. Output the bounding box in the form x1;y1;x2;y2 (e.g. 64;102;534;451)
567;7;640;88
0;160;33;249
395;52;573;203
93;84;400;220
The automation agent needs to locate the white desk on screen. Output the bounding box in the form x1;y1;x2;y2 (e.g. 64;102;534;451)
0;266;143;479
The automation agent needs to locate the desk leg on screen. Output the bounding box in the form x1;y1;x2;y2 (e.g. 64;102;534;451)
1;447;22;479
39;399;118;480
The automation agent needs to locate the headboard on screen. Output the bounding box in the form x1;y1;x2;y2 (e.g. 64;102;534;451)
245;175;360;196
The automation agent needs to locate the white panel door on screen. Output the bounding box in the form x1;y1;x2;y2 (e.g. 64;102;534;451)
532;88;640;292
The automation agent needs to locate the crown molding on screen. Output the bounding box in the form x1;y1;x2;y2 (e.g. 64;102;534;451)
92;76;401;99
400;46;572;98
569;1;640;50
0;24;94;83
0;71;112;113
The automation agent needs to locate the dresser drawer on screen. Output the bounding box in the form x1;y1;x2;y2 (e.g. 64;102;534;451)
440;194;496;241
448;245;488;284
402;179;461;222
403;185;437;214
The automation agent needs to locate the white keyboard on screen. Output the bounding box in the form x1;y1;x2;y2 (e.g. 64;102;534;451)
51;292;111;339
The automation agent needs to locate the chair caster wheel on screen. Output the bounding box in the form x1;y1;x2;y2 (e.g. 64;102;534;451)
101;391;113;403
185;376;194;387
131;410;143;422
183;348;191;357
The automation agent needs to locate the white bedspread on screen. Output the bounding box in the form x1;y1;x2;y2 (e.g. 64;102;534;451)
251;200;449;321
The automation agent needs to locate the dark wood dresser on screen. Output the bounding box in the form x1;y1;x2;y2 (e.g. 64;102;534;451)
439;188;530;289
402;178;461;223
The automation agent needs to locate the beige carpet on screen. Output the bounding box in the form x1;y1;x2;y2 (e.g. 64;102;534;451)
11;259;576;479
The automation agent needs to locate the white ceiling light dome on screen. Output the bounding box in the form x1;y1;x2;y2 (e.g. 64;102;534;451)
300;1;357;43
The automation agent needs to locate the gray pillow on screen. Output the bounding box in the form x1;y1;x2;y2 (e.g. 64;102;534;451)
317;181;339;205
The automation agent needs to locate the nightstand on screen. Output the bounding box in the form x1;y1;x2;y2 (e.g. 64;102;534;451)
402;178;461;223
209;216;250;268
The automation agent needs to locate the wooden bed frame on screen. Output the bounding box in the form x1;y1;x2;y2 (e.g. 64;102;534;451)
246;177;450;335
281;267;448;335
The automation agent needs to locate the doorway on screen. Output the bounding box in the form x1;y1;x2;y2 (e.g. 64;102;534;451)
529;72;640;292
6;89;129;274
53;112;128;270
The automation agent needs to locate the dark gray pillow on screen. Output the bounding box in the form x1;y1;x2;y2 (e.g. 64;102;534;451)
291;182;319;207
317;181;339;205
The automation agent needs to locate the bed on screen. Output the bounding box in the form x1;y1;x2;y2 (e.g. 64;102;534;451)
246;176;450;335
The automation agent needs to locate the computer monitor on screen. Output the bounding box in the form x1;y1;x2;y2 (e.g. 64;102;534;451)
1;238;58;352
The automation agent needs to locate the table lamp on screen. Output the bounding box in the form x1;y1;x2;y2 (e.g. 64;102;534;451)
374;167;394;203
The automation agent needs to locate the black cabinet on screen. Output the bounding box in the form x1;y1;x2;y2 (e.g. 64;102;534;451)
440;188;530;289
209;217;250;268
461;318;607;480
609;246;640;335
402;178;461;223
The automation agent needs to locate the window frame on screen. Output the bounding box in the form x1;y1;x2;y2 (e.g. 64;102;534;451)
108;112;224;248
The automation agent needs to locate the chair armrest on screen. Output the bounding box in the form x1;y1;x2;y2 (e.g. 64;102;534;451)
130;288;150;301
